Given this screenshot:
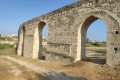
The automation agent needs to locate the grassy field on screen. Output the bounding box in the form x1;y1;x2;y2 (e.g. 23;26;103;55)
0;43;16;56
0;43;14;49
0;42;107;57
86;42;106;47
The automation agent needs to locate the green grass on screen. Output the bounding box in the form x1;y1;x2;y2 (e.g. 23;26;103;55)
42;47;46;52
0;43;14;49
87;42;106;47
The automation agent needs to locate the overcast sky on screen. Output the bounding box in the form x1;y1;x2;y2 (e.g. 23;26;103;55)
0;0;107;41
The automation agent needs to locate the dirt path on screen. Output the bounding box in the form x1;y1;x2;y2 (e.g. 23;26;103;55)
0;55;80;80
0;57;49;80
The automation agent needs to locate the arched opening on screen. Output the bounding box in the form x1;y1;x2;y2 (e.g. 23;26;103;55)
77;16;108;64
33;21;48;60
17;26;25;56
86;19;107;64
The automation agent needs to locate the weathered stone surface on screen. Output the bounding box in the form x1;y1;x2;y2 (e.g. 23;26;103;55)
17;0;120;66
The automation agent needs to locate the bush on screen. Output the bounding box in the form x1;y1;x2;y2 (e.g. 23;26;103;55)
91;42;100;47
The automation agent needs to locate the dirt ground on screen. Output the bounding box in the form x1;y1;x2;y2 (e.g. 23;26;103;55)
0;48;120;80
0;57;49;80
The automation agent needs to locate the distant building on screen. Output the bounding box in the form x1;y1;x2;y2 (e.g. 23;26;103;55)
42;36;47;41
11;34;18;38
1;34;17;38
1;35;6;37
91;40;97;43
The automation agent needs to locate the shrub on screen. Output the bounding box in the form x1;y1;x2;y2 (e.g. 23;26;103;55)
91;42;100;47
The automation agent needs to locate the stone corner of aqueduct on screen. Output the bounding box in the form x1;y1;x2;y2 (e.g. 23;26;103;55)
17;0;120;66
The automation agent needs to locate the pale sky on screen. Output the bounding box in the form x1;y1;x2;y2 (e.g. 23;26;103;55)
0;0;107;41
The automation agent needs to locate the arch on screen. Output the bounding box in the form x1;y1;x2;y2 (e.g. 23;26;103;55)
32;21;47;59
81;16;100;60
75;13;119;65
17;26;26;56
76;16;98;61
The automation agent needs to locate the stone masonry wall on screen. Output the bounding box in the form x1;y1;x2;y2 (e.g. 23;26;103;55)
17;0;120;66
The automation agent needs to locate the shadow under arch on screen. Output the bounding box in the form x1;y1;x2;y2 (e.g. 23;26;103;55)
33;21;48;59
17;26;26;56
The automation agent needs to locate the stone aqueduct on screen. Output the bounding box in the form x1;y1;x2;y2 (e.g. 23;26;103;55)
17;0;120;66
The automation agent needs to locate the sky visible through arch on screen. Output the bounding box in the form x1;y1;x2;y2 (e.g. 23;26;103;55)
0;0;106;41
87;19;107;42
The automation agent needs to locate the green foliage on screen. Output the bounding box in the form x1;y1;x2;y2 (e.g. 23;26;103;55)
91;42;100;47
42;47;46;52
0;43;14;49
87;42;106;47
